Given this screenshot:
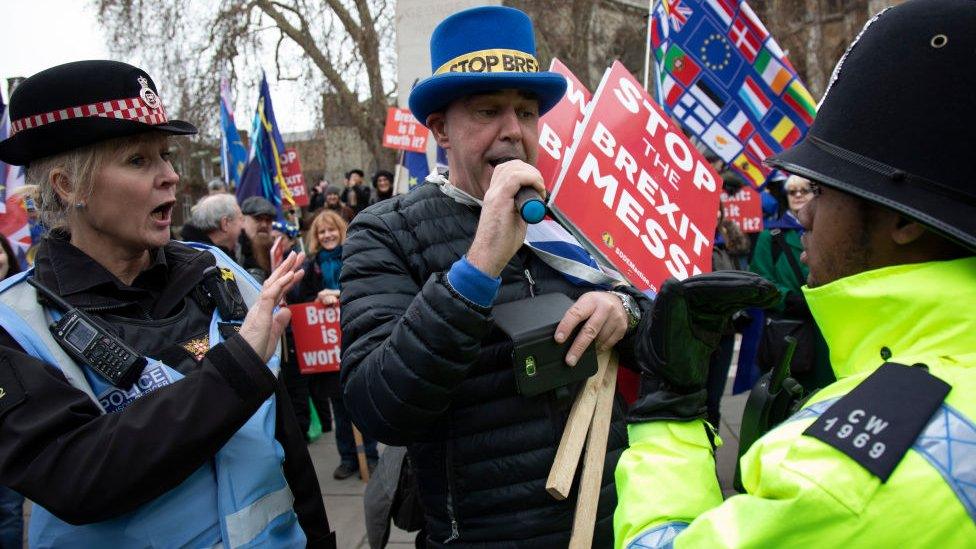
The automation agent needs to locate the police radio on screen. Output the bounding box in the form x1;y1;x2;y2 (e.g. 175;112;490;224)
28;278;147;388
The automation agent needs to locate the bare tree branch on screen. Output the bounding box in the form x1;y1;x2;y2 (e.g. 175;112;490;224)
96;0;396;170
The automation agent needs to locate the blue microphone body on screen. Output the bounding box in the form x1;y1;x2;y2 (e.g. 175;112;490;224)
515;187;547;224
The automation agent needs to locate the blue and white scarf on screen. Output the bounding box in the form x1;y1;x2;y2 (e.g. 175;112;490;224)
430;173;623;289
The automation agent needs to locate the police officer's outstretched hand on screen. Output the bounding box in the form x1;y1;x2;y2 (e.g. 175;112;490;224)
629;271;778;423
239;251;305;363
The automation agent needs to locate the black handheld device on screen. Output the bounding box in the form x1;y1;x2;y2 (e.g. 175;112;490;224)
492;293;598;397
733;335;805;491
28;278;147;388
200;266;248;321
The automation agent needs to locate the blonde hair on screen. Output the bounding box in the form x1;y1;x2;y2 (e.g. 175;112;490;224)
24;132;169;231
305;210;348;254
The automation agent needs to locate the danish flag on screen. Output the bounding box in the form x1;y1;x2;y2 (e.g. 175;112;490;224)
729;17;762;62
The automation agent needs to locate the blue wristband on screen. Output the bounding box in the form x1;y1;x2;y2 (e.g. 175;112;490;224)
447;256;501;308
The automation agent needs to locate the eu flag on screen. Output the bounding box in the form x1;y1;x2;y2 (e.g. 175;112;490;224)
219;77;248;189
236;73;294;215
402;150;430;191
652;0;817;188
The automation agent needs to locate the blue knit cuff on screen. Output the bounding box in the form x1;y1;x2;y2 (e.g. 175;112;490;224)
446;256;501;308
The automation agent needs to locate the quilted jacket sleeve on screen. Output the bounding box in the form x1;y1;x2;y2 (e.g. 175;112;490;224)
339;211;493;445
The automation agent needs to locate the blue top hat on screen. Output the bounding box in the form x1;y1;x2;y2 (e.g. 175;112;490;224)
408;6;568;126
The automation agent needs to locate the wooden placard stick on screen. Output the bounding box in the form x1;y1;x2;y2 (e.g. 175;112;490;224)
546;351;612;499
569;352;618;549
353;425;371;483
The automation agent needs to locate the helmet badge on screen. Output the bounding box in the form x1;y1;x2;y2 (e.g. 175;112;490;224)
137;76;161;109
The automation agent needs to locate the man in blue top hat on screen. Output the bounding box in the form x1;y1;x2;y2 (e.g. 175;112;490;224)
339;6;654;546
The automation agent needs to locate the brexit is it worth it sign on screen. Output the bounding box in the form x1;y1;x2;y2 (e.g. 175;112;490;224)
287;303;341;374
382;107;428;153
549;61;721;294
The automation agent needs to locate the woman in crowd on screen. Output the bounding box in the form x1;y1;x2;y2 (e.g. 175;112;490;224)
0;60;333;547
291;210;379;479
750;175;834;393
370;170;395;205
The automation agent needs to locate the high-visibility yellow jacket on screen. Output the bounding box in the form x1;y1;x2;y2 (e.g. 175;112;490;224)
615;257;976;547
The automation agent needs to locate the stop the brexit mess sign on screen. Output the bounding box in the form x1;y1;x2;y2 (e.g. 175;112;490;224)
281;148;309;207
382;107;428;153
537;59;592;192
287;302;341;374
549;61;722;294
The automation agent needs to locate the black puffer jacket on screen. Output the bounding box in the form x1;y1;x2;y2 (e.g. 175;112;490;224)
340;183;653;547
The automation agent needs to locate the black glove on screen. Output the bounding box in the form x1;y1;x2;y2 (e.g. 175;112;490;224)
629;271;779;423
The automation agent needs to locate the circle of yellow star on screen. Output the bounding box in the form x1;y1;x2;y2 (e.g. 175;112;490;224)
701;33;732;71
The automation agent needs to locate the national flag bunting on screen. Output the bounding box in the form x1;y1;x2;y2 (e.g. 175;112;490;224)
739;76;771;119
663;44;701;86
663;0;694;31
755;49;791;94
660;75;683;107
652;0;817;188
770;115;801;148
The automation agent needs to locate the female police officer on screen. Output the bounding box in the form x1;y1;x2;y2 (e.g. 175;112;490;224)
0;61;334;547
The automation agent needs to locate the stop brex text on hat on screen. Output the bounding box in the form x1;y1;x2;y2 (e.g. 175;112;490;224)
408;6;568;126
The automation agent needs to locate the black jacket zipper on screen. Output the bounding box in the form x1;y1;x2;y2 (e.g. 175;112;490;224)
444;442;460;543
524;268;536;298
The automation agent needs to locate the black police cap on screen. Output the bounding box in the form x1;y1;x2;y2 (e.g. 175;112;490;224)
768;0;976;251
0;60;197;166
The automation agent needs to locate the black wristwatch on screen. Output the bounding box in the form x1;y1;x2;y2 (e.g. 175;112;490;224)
609;290;641;332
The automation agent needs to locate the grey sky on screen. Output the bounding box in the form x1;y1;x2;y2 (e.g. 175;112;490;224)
0;0;315;133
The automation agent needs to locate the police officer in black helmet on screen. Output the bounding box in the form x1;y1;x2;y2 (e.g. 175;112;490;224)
0;61;334;547
615;0;976;545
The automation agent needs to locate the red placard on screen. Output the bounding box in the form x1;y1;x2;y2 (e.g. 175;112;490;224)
287;302;342;374
537;59;593;192
549;61;722;294
281;148;309;207
382;107;428;153
270;236;286;270
721;186;764;233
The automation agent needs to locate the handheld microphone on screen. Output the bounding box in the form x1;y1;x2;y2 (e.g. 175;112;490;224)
515;187;547;224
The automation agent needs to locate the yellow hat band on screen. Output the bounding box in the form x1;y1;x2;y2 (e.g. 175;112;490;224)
434;48;540;76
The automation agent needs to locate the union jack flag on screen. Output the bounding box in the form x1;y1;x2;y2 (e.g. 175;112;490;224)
664;0;694;31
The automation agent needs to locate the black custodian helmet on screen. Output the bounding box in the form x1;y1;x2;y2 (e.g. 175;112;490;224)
0;60;197;166
766;0;976;251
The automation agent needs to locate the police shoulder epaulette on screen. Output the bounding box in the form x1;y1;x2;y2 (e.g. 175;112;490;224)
803;362;950;481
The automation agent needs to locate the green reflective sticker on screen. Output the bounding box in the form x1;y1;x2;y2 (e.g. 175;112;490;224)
525;356;537;377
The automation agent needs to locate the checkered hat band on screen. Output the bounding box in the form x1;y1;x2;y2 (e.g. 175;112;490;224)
9;96;168;136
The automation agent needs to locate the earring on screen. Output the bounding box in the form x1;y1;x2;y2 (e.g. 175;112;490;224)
74;202;85;209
